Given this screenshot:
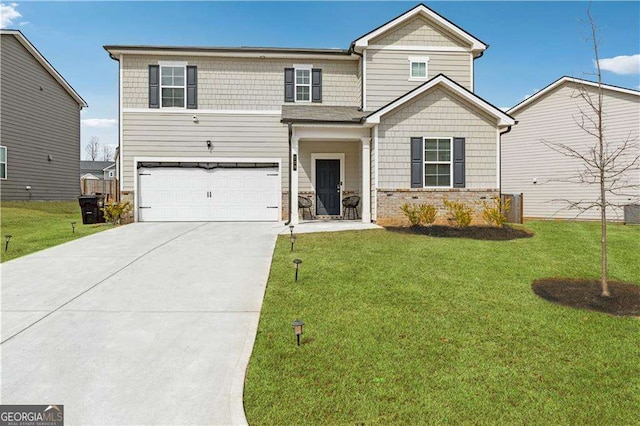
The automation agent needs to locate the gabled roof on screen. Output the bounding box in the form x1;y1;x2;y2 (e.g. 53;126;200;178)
81;173;99;180
508;76;640;116
351;3;487;56
366;74;515;127
1;30;87;107
81;161;115;172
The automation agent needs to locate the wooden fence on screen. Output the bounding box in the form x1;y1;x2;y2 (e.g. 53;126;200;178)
81;179;118;202
501;193;523;224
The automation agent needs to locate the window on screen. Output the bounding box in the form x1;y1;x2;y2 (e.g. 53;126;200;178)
0;146;6;179
160;65;185;108
108;171;114;178
409;57;429;80
424;138;451;187
295;67;311;102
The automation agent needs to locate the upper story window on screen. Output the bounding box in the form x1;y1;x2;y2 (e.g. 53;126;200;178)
409;57;429;81
160;65;186;108
295;66;312;102
0;146;6;179
424;137;451;187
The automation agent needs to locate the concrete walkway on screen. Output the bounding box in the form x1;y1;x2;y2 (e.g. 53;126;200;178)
1;222;279;425
280;220;382;235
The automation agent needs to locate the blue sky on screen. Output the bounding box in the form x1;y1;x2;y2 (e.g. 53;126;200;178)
2;1;639;158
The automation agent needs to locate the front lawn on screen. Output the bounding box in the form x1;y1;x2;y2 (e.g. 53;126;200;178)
0;201;111;262
245;221;639;424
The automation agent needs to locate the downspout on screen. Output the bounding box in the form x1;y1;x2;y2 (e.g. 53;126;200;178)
284;122;293;225
498;124;514;195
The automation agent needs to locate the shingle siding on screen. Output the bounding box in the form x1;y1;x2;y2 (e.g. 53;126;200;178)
369;15;471;48
122;55;361;110
502;82;640;221
366;49;472;110
377;86;498;190
0;35;81;201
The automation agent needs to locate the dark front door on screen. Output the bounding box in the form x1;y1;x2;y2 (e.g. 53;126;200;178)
316;159;340;215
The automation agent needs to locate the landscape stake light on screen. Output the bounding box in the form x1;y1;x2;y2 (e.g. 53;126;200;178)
290;235;296;252
71;221;76;233
291;319;305;346
4;234;12;252
293;258;302;281
289;225;295;237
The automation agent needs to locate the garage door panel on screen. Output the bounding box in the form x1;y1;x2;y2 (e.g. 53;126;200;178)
138;165;280;222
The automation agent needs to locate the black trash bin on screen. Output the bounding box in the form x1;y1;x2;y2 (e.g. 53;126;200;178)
78;195;106;224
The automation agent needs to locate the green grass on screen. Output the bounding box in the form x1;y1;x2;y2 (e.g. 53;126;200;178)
245;221;640;425
1;201;111;262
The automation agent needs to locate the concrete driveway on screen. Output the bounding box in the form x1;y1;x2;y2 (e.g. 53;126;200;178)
1;222;280;425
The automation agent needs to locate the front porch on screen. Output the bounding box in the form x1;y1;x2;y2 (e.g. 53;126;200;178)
290;125;371;225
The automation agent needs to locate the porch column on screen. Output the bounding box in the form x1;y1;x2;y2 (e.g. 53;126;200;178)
291;135;300;225
361;137;371;223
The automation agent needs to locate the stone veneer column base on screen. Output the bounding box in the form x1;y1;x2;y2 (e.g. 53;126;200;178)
375;188;500;226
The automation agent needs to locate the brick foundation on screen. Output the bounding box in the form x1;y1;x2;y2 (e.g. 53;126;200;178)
375;188;499;226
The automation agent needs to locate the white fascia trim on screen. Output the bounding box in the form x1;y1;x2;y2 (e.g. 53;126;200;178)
508;76;640;116
366;75;515;127
122;108;281;115
107;49;358;61
1;30;87;107
102;164;116;171
353;5;486;52
368;45;470;52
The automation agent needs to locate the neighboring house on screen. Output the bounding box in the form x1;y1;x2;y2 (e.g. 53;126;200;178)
502;76;640;221
104;4;515;224
0;30;87;201
80;161;116;181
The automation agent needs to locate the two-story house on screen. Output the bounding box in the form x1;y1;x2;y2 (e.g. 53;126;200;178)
104;4;515;224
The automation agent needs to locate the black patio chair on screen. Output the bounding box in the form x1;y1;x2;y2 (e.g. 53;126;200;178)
298;196;313;220
342;195;360;220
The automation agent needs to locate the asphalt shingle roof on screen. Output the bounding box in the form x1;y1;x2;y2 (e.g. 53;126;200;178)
281;105;367;124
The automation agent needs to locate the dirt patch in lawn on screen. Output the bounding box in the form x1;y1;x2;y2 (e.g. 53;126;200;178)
532;278;640;316
385;225;534;241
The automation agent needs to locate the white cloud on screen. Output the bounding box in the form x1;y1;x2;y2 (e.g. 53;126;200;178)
82;118;117;128
0;3;22;28
598;54;640;75
18;20;28;26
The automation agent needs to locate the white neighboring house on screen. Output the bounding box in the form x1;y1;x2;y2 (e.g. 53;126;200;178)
502;76;640;221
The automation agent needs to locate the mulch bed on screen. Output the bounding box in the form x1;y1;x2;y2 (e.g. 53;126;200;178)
385;225;534;241
532;278;640;316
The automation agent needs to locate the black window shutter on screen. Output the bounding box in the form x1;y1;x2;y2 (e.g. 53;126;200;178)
186;66;197;109
312;68;322;103
410;137;423;188
284;68;295;102
149;65;160;108
453;137;466;188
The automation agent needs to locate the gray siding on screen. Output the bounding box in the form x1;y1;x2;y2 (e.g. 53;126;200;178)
0;35;81;200
121;112;288;191
366;49;472;110
502;82;640;221
369;15;472;48
122;55;361;110
298;140;362;193
378;86;498;189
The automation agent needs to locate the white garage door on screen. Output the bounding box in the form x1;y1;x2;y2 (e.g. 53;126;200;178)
138;165;280;222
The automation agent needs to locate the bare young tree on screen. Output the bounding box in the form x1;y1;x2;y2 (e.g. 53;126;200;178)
101;144;114;162
541;6;640;297
84;136;100;161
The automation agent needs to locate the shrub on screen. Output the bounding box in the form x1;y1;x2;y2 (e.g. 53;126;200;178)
443;198;473;228
102;201;132;225
482;197;511;227
400;203;422;226
400;203;438;226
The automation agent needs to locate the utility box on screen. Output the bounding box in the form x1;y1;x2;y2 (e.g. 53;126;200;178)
624;204;640;225
78;195;106;224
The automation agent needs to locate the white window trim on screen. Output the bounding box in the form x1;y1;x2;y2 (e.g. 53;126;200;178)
159;62;187;109
293;64;312;103
408;56;429;81
423;137;453;189
0;146;6;180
